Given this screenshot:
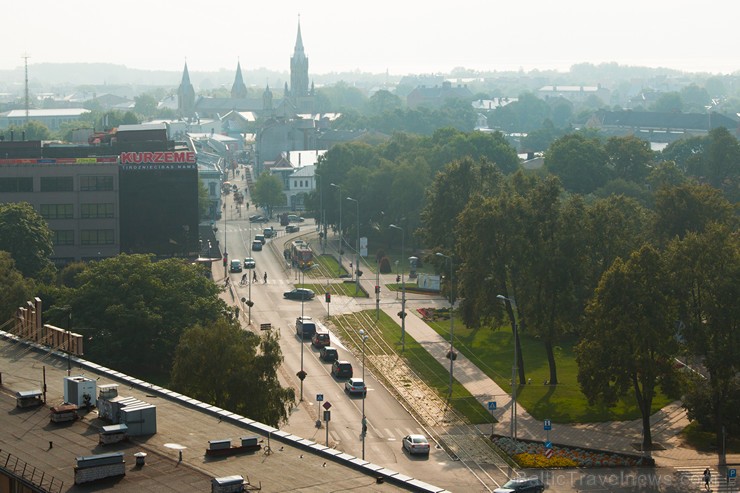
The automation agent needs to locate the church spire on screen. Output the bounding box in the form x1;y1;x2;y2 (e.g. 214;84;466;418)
290;16;309;100
295;15;305;53
231;60;248;99
178;61;195;119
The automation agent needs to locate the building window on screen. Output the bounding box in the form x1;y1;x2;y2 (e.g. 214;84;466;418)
81;229;114;245
52;230;74;246
40;204;74;219
0;177;33;192
80;175;114;191
80;203;114;218
40;176;73;192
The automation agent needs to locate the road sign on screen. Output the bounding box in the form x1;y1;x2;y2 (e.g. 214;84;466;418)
322;401;332;410
544;448;553;459
488;401;497;411
545;441;552;449
544;419;552;431
729;469;737;478
316;394;324;402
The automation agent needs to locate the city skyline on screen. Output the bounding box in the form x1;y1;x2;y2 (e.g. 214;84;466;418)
2;0;739;76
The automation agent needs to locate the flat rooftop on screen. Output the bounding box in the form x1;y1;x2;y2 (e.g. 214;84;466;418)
0;333;445;492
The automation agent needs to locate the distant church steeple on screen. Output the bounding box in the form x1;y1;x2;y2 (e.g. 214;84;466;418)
290;16;309;100
177;61;195;118
262;83;273;112
231;61;248;99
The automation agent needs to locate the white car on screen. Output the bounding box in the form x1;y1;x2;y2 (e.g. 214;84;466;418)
402;434;430;455
344;378;366;396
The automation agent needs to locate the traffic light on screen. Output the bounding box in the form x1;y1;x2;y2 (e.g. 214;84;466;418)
396;275;401;283
374;285;380;294
325;292;331;303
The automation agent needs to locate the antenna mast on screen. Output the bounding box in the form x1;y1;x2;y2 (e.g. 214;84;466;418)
22;53;31;125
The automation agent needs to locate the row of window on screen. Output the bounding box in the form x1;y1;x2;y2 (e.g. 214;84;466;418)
0;175;114;192
293;179;311;188
53;229;115;246
40;203;115;219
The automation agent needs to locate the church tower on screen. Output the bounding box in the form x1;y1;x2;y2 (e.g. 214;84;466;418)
262;83;273;113
231;61;248;99
290;18;309;100
177;62;195;118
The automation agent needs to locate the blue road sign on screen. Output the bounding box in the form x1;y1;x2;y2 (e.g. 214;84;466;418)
545;441;552;449
488;401;497;411
544;419;552;430
316;394;324;402
729;469;736;478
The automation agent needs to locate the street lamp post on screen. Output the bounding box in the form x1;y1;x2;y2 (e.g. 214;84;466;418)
330;183;342;277
359;329;368;460
389;224;406;352
299;267;306;402
435;252;455;398
497;294;518;441
346;197;360;294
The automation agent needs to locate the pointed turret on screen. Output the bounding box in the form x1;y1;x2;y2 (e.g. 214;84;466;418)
290;17;309;100
177;61;195;119
263;83;273;113
231;61;248;99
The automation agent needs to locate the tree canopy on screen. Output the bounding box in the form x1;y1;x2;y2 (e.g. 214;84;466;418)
0;202;54;279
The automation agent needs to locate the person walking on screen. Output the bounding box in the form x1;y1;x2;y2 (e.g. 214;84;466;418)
253;270;258;283
263;272;268;283
703;468;711;490
241;273;247;285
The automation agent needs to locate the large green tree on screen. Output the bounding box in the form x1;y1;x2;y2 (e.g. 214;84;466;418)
0;252;33;324
60;254;228;378
545;133;611;194
667;224;740;457
251;172;285;218
171;319;295;427
653;183;735;243
0;202;54;278
577;245;680;450
605;135;654;183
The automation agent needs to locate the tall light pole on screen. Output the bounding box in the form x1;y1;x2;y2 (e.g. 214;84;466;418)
330;183;342;277
346;197;360;294
299;267;306;402
436;253;455;398
359;329;368;460
389;224;406;352
497;294;518;441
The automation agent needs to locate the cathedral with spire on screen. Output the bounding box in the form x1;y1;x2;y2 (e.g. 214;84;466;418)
177;19;315;120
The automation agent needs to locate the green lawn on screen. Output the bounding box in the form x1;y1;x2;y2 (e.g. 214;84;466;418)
333;310;495;425
425;314;672;423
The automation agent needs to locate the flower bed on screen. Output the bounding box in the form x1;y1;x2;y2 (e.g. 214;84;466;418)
492;436;653;468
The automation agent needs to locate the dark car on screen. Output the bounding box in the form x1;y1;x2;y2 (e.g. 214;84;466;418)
263;227;275;238
311;332;330;348
251;240;263;251
284;288;315;301
249;214;269;223
255;234;266;244
331;360;353;379
286;225;300;233
493;477;545;493
319;346;338;363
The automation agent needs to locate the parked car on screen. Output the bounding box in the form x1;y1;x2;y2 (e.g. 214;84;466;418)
493;477;545;493
229;259;242;273
344;378;367;396
251;240;263;251
285;288;316;302
402;434;430;455
243;257;256;269
255;234;266;244
311;332;330;348
331;360;353;378
286;225;300;233
319;346;338;363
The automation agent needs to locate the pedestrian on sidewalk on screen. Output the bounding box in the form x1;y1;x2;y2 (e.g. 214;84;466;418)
264;272;268;283
703;468;711;489
253;270;258;282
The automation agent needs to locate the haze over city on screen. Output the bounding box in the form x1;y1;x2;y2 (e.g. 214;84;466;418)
3;0;739;76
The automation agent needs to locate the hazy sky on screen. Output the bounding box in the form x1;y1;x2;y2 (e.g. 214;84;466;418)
3;0;739;76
